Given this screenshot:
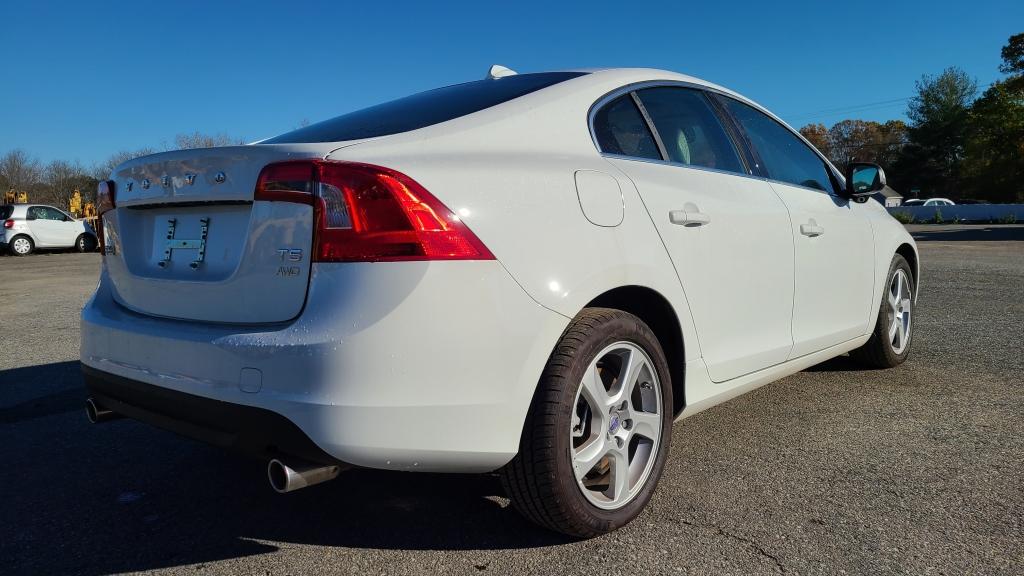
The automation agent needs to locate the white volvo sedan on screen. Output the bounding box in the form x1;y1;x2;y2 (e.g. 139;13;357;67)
82;67;918;537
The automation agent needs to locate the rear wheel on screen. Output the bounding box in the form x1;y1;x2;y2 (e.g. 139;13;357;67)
500;308;672;538
9;235;33;256
76;234;97;253
850;254;914;368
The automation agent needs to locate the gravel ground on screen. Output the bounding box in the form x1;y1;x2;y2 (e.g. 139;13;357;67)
1;225;1022;575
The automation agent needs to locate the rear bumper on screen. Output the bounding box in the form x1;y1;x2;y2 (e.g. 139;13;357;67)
84;364;342;465
81;260;569;473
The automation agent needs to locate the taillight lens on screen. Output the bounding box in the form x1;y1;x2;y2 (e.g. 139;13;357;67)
96;180;115;216
3;219;12;229
96;180;116;255
255;160;494;262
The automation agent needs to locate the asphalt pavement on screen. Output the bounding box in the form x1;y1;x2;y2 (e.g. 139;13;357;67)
1;225;1022;575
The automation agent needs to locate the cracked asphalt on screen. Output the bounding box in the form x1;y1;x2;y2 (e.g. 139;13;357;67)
1;224;1022;575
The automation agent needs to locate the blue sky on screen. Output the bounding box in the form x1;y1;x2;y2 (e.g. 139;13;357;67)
1;0;1020;166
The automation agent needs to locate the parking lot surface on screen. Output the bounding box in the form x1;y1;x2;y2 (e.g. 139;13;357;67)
1;225;1022;575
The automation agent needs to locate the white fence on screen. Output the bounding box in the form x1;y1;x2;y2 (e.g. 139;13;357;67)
887;204;1024;223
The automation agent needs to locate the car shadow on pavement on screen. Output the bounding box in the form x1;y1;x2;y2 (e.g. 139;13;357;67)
1;361;571;575
803;355;871;373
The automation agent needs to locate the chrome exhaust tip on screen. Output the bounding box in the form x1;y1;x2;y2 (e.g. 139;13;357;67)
267;458;341;494
85;397;121;424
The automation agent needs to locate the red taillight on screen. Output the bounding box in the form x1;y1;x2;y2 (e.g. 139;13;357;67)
95;180;116;254
3;219;12;229
96;180;115;216
255;160;494;262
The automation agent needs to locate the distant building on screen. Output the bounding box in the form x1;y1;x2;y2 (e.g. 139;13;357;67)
871;185;903;207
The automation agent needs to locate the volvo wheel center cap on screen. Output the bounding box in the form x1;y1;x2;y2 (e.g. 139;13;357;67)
609;414;621;434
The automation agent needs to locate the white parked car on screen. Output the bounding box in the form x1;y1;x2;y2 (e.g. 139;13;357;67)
81;67;919;537
2;203;98;256
902;198;955;207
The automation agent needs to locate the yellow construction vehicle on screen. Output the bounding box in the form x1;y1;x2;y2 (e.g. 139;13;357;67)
69;189;83;217
83;202;97;218
4;189;27;204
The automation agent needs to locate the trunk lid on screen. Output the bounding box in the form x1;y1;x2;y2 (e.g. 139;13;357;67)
105;145;331;324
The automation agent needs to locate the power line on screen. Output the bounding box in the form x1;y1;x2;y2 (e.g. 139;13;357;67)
784;80;1000;123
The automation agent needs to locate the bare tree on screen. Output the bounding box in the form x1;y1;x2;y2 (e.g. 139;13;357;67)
173;132;244;149
91;148;158;180
0;149;42;194
44;159;91;208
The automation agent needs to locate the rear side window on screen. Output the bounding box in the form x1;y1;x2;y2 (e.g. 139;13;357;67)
636;87;744;173
591;95;661;160
720;97;835;193
263;72;587;143
0;205;11;220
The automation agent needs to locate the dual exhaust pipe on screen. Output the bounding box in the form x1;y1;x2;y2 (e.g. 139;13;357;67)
86;397;340;493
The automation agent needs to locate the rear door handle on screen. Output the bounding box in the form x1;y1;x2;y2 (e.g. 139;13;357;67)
800;220;824;237
669;209;711;227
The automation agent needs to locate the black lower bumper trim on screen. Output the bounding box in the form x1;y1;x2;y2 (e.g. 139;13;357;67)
82;364;344;467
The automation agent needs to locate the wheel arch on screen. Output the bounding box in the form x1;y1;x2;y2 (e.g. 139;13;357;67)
895;242;919;297
584;285;686;416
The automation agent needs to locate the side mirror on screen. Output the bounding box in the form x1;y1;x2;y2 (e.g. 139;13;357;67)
844;163;886;200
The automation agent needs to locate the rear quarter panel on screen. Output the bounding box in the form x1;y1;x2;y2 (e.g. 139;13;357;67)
324;74;703;364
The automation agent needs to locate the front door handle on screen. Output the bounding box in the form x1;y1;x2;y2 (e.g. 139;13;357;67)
669;208;711;227
800;220;824;237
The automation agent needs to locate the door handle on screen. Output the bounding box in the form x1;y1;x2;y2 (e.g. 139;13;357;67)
669;209;711;227
800;220;824;237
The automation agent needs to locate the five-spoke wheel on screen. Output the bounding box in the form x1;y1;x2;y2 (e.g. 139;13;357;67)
571;342;662;510
501;308;672;538
851;254;915;368
887;268;912;355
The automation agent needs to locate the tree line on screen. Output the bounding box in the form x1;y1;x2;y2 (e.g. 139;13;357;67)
0;132;243;209
3;34;1022;209
799;33;1023;203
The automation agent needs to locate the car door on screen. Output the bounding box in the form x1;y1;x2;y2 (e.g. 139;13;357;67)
26;206;65;246
53;207;82;246
594;86;795;382
717;96;875;358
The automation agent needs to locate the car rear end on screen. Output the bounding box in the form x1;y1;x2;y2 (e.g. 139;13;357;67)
81;140;569;476
2;204;25;250
1;204;12;248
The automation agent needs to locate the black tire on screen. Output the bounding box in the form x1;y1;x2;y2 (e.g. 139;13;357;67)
500;308;673;538
76;233;97;253
9;235;34;256
850;254;915;368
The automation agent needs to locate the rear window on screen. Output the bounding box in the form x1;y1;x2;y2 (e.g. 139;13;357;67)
0;205;12;220
263;72;587;144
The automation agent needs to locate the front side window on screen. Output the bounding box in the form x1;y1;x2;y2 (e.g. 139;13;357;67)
720;97;836;194
29;206;65;221
592;95;661;160
635;87;744;174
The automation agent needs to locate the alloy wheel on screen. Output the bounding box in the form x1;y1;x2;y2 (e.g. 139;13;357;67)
570;341;663;510
888;269;912;354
